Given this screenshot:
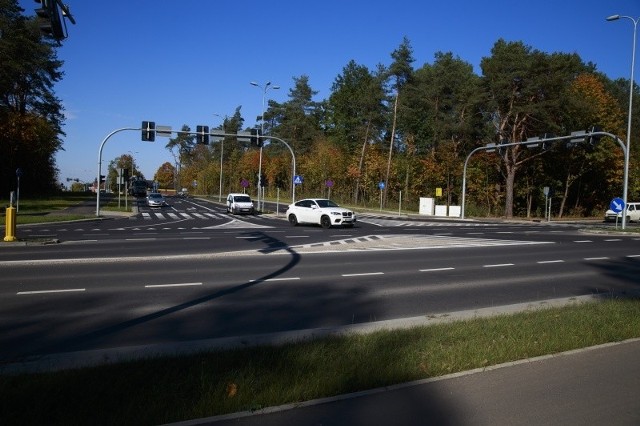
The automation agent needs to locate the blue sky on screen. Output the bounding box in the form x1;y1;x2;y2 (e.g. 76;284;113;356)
18;0;640;185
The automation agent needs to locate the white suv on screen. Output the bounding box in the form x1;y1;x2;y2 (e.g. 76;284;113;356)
604;202;640;222
286;198;356;228
226;193;254;215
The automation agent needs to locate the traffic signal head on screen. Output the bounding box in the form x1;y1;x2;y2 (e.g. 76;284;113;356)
250;128;263;147
35;0;64;40
586;125;603;146
142;121;156;141
196;125;210;145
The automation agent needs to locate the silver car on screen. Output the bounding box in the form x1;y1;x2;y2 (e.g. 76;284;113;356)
146;192;166;208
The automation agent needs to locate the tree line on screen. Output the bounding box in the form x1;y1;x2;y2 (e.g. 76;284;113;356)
158;37;637;218
2;0;637;218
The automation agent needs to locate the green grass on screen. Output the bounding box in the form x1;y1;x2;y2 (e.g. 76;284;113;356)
1;299;639;425
0;193;132;226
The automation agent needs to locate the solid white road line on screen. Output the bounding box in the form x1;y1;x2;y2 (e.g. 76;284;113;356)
145;282;203;288
419;267;455;272
18;288;86;295
341;272;384;277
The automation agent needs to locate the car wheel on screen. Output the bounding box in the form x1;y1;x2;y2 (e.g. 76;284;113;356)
320;215;331;229
288;214;298;226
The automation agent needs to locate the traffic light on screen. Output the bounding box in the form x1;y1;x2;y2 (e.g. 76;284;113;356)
35;0;64;40
260;174;267;187
100;175;106;182
142;121;156;141
250;128;262;147
586;125;603;146
196;125;210;145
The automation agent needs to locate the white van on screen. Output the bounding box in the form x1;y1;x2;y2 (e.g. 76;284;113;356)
226;193;254;215
604;201;640;222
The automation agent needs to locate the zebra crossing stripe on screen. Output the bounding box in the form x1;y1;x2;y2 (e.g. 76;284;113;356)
142;213;151;220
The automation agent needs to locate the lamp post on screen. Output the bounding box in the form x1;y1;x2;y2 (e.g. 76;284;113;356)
607;14;638;230
213;114;225;202
250;81;280;211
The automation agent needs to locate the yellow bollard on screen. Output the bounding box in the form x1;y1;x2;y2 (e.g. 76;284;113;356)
4;206;17;242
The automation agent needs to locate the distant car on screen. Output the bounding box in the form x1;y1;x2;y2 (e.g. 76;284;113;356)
286;198;356;228
226;193;254;214
604;201;640;222
146;192;166;208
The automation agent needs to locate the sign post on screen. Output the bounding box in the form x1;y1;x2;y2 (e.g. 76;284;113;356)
378;181;385;211
325;179;334;199
610;197;625;229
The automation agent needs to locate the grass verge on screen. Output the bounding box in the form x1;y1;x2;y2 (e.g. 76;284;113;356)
1;298;639;425
1;193;131;226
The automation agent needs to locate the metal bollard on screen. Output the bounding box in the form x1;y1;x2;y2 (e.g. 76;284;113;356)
4;206;17;242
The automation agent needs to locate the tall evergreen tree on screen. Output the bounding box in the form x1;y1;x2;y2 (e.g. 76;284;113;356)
384;37;415;204
0;0;65;195
480;39;587;218
327;60;387;202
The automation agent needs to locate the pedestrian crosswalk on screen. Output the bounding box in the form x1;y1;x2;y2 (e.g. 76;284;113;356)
137;211;229;220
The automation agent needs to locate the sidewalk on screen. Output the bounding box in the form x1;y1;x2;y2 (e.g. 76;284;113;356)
173;338;640;426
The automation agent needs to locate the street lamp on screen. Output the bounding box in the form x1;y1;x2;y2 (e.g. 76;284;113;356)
606;14;638;230
250;81;280;211
213;114;225;202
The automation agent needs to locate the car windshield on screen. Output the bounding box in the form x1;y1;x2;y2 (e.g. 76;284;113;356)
315;199;339;208
234;196;251;202
149;193;162;199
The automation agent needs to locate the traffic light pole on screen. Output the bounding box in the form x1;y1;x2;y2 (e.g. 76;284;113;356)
96;127;138;217
461;131;627;225
96;125;297;218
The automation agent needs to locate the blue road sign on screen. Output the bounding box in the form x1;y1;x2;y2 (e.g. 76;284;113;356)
378;181;385;190
294;175;303;185
610;197;625;213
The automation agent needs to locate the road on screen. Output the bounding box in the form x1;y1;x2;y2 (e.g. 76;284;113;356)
1;196;639;364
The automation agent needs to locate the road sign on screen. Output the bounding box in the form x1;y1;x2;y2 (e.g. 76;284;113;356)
237;131;251;143
241;179;249;188
325;179;334;188
294;175;303;185
156;125;172;137
610;197;625;213
378;181;385;190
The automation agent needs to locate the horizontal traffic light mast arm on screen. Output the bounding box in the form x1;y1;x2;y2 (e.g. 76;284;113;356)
461;130;626;220
485;131;625;153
